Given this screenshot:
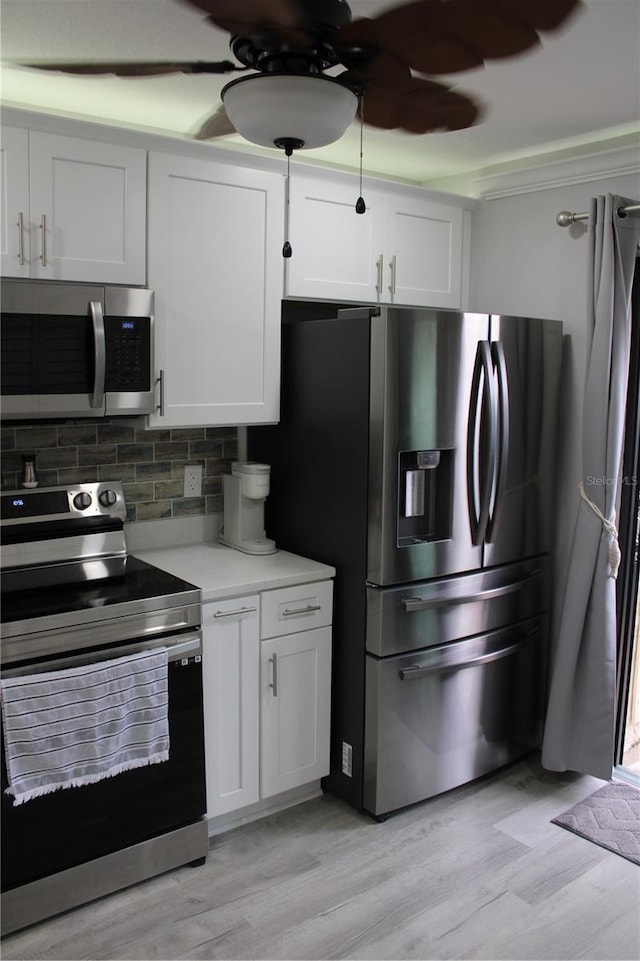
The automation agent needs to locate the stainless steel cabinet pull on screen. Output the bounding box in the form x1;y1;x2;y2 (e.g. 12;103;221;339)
89;301;106;409
16;212;25;265
375;254;383;296
270;653;278;696
157;369;165;416
40;214;47;266
212;606;257;619
388;254;397;295
282;604;322;616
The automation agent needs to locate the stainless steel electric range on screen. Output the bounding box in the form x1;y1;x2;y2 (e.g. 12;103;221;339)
0;482;208;936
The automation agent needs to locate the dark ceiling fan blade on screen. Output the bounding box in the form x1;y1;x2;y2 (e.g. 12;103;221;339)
183;0;301;38
341;0;583;75
192;103;238;140
341;61;482;134
16;60;238;77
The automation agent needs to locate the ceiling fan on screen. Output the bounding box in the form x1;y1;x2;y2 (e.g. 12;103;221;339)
15;0;584;154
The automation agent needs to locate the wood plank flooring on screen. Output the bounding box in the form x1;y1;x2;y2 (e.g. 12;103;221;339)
3;754;639;960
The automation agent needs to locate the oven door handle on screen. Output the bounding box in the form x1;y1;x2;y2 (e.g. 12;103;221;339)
1;632;202;679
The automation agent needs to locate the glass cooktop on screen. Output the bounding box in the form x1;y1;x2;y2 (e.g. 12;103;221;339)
1;556;199;626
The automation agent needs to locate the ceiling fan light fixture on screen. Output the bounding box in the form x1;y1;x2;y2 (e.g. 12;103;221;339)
221;73;359;150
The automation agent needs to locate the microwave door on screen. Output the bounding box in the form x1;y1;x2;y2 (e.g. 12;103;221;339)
0;282;107;419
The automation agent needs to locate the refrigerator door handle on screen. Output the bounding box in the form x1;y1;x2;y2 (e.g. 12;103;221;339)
401;568;544;612
467;340;496;545
398;630;539;680
486;340;510;542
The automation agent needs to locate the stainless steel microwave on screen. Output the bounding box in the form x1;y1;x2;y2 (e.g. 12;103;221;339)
0;280;155;420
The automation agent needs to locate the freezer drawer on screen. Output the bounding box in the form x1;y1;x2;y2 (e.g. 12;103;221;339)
366;557;548;656
363;615;547;817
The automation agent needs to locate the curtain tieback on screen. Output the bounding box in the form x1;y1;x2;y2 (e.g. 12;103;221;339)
578;481;621;578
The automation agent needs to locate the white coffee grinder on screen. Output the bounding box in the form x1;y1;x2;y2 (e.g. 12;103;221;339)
219;462;277;555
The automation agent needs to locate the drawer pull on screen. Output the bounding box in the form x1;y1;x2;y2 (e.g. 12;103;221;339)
281;604;322;617
212;606;257;619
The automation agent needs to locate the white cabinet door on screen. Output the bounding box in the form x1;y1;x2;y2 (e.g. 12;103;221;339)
384;193;464;308
283;174;467;309
27;131;146;284
285;177;384;302
1;126;30;278
147;152;284;427
260;626;332;799
203;596;260;817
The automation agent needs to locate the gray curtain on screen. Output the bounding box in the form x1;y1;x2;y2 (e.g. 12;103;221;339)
542;194;640;780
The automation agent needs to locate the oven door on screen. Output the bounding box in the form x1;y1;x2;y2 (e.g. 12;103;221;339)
1;630;206;895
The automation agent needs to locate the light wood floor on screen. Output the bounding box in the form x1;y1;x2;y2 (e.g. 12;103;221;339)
3;753;639;961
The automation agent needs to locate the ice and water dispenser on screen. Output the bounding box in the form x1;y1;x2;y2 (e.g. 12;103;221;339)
398;449;452;546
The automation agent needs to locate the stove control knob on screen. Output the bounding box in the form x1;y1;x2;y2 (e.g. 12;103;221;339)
73;492;92;510
99;489;118;507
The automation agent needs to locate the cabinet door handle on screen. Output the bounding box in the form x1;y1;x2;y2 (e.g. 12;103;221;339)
16;212;25;265
270;652;278;697
375;254;383;296
282;604;322;616
156;369;165;416
40;214;48;267
212;605;257;619
388;254;397;295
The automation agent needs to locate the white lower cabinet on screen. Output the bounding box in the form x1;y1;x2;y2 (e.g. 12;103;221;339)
202;596;260;818
260;627;332;798
202;581;333;821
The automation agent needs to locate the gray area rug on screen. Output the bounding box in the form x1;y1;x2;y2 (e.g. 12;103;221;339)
552;781;640;865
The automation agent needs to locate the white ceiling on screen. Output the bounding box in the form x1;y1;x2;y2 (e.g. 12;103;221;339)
1;0;639;190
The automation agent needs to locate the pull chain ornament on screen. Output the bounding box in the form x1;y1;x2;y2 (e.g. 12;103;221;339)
355;95;366;215
283;149;292;257
275;138;303;259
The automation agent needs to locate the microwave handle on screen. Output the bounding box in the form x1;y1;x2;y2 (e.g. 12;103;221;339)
89;300;106;409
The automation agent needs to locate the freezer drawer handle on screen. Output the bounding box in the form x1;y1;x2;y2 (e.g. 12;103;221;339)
402;568;543;612
398;632;537;680
212;606;257;619
281;604;322;617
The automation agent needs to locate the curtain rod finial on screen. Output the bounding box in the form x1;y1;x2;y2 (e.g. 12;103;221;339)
556;211;575;227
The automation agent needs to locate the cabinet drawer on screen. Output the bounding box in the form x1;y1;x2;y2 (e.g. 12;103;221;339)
261;581;333;639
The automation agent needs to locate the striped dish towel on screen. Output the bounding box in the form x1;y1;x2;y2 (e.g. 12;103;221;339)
0;648;169;806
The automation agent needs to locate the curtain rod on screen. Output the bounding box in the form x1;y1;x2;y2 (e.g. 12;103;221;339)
556;202;640;227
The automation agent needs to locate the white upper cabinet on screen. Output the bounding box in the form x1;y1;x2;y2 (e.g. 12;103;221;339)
1;126;146;284
147;152;284;428
285;177;385;302
284;174;468;308
383;193;464;308
1;127;30;279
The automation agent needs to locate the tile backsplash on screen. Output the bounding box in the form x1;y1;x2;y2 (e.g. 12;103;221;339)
1;419;237;523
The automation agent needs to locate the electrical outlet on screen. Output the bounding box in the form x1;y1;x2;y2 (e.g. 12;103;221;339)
183;465;202;498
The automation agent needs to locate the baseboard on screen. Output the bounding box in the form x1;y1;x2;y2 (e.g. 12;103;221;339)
206;782;323;837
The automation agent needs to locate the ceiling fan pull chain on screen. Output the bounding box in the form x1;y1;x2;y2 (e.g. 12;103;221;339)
355;95;366;215
283;151;292;258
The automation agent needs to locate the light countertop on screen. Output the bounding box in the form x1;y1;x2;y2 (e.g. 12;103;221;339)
135;542;335;603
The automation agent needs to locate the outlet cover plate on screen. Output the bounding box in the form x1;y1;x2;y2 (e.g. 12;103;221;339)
184;465;203;498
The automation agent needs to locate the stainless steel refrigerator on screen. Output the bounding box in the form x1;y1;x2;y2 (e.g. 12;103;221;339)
248;303;563;818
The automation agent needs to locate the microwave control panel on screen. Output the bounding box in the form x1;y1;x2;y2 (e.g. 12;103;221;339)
104;316;152;391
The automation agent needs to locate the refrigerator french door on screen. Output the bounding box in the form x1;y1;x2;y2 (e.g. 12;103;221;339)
248;302;562;817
